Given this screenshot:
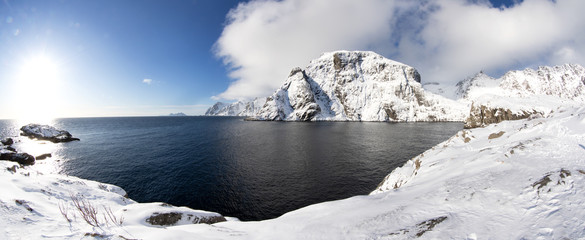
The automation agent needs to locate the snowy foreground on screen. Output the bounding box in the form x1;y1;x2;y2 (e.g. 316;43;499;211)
2;105;585;239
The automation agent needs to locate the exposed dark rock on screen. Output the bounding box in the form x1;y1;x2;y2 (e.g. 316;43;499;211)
0;152;35;166
35;153;52;160
6;146;16;152
20;124;80;143
6;165;18;173
1;138;14;146
146;212;227;226
488;131;505;140
185;214;227;224
15;199;33;212
464;103;538;129
146;212;182;226
387;216;448;237
415;216;448;237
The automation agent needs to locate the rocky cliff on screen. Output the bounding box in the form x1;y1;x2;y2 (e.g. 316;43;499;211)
254;51;466;121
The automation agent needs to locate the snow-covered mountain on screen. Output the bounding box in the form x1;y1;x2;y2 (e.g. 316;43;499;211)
457;64;585;128
204;98;266;116
253;51;467;121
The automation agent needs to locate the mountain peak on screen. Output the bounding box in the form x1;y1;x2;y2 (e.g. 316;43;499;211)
255;50;464;121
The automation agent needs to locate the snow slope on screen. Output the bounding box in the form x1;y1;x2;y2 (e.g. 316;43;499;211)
457;64;585;128
254;51;467;121
3;105;585;239
205;98;266;116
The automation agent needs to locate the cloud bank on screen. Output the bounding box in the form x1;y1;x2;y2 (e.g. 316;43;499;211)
214;0;585;100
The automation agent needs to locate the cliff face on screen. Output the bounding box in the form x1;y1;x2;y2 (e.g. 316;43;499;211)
255;51;466;121
458;64;585;128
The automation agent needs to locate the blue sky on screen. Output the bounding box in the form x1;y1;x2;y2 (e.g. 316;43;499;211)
0;0;241;118
1;0;583;119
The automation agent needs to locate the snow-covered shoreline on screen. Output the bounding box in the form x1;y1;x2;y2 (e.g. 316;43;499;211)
2;104;585;239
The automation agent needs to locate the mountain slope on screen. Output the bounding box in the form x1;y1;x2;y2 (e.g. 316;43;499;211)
457;64;585;128
205;98;266;116
254;51;467;121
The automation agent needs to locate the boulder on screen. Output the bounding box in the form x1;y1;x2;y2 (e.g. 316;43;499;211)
35;153;52;160
20;124;80;143
146;212;227;226
1;138;14;146
0;152;35;166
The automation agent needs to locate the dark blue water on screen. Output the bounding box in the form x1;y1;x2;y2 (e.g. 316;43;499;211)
0;117;461;221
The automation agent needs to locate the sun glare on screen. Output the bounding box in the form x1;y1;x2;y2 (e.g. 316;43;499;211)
14;55;63;123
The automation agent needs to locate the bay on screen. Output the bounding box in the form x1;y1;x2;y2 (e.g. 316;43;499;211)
0;117;461;221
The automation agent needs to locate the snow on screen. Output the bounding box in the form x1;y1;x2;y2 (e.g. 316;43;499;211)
3;103;585;239
205;98;267;116
4;58;585;238
255;51;467;121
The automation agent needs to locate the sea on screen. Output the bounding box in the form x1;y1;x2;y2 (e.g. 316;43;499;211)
0;117;462;221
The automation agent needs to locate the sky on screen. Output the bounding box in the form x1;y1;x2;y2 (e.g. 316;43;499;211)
0;0;584;119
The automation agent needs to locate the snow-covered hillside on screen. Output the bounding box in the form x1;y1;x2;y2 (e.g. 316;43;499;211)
253;51;467;121
205;98;266;116
3;104;585;239
457;64;585;128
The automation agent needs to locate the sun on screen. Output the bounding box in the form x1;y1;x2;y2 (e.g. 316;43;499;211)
20;55;59;87
14;54;63;122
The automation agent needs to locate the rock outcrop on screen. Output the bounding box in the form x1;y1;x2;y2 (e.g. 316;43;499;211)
1;138;14;146
20;124;80;143
464;103;538;129
254;51;466;121
146;212;226;226
0;152;35;166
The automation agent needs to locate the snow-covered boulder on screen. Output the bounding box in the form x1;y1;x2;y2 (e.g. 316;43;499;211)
458;64;585;128
20;124;80;143
254;51;467;121
205;98;266;117
123;203;226;227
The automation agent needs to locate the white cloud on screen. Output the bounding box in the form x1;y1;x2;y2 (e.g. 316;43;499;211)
142;78;153;85
214;0;585;100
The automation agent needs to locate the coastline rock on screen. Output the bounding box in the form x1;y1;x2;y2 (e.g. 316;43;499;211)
254;51;466;121
20;124;80;143
1;138;14;146
35;153;52;160
0;152;35;166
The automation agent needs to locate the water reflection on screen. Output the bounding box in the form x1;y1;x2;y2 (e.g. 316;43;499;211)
2;119;63;174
